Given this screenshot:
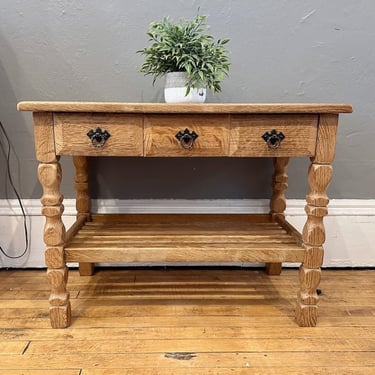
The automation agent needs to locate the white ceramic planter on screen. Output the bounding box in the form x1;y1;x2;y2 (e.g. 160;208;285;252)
164;72;206;103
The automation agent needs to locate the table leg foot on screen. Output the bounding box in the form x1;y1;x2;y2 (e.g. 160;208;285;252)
265;262;282;275
295;303;318;327
295;264;321;326
49;303;71;329
79;262;95;276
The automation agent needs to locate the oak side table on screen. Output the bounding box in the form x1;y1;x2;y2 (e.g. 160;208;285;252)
18;102;352;328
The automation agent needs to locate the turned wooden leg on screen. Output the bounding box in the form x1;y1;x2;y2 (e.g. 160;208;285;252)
73;156;94;276
39;161;71;328
296;164;331;326
266;157;290;275
295;114;338;327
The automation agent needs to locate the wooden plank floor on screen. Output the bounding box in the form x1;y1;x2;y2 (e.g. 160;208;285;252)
0;267;374;374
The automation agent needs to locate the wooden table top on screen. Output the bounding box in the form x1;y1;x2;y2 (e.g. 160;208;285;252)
17;101;353;114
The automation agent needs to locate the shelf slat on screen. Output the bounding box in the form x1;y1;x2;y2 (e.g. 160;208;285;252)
64;214;305;264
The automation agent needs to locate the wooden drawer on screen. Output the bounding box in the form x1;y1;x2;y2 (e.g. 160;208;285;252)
54;113;143;156
144;114;230;156
229;114;318;157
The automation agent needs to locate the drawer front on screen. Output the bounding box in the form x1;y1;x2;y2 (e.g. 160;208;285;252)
54;113;143;156
144;114;230;156
229;114;318;157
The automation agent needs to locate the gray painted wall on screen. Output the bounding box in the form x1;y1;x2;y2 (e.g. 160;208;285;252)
0;1;373;200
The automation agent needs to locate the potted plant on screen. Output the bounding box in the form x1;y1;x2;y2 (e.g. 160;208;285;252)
138;13;230;103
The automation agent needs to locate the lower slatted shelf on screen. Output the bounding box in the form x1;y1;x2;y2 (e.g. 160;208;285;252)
64;214;305;264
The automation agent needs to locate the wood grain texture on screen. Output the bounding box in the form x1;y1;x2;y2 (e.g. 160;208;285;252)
32;112;56;163
73;156;91;218
64;214;305;264
18;101;353;114
267;157;290;275
297;151;334;326
229;114;318;156
144;114;230;156
65;215;87;244
274;214;303;245
23;101;352;329
38;160;71;328
265;263;282;276
78;263;95;276
302;246;324;269
73;156;94;275
305;164;333;207
270;157;290;215
54;113;143;156
0;268;374;374
38;163;65;246
313;114;339;163
45;246;64;269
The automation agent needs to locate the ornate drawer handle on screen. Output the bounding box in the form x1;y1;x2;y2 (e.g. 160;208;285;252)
262;129;285;149
87;128;111;148
175;128;199;150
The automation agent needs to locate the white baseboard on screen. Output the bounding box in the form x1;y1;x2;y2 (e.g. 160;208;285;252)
1;199;375;268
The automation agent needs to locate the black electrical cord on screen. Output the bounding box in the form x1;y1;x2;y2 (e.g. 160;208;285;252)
0;119;29;259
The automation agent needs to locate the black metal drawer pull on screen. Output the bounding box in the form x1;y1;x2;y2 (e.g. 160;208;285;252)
262;129;285;149
87;128;111;148
175;128;199;150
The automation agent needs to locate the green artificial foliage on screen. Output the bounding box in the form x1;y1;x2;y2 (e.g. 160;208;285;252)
138;13;230;94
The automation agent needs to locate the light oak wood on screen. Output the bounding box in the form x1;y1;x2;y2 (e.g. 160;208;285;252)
313;114;339;163
45;246;65;269
64;214;305;263
296;113;338;326
267;157;290;275
2;323;375;341
54;113;143;156
0;268;374;374
229;114;318;156
78;263;95;277
26;335;375;354
64;247;305;263
65;215;87;244
18;102;352;328
18;101;353;114
144;114;230;156
270;157;290;215
265;262;282;275
32;112;56;163
38;161;71;328
73;156;91;219
273;214;303;245
72;156;94;274
0;371;79;375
